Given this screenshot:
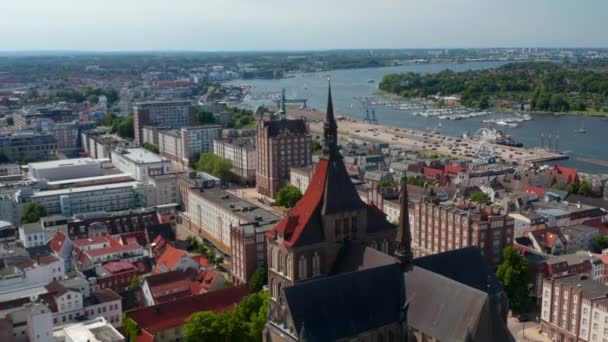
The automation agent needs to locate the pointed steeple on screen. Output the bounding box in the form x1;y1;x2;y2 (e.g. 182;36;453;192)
278;88;287;120
323;81;339;158
395;173;413;264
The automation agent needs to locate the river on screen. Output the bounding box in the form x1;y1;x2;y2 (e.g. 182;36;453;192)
227;61;608;174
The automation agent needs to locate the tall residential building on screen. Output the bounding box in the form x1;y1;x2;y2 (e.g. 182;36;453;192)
540;274;608;342
411;199;514;267
158;125;222;165
256;92;311;198
133;100;195;145
213;137;257;184
264;85;512;342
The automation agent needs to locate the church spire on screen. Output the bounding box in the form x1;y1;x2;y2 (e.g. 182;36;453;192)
323;81;339;158
278;88;287;120
395;173;413;264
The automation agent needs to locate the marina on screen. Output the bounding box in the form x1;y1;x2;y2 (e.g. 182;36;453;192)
285;106;567;165
228;61;608;173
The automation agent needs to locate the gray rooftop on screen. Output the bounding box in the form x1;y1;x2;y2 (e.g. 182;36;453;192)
20;222;43;234
551;273;608;299
192;187;281;233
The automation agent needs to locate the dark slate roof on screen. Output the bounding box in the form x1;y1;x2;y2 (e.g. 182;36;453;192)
264;119;308;137
146;223;175;243
331;243;396;274
284;263;405;342
26;244;53;259
404;266;512;342
411;247;504;297
321;157;367;215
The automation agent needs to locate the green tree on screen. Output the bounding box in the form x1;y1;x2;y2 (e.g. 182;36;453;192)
496;246;531;313
22;203;47;224
478;95;490;110
142;143;159;154
591;235;608;253
378;179;394;188
0;150;9;163
195;152;234;181
469;191;491;205
127;275;140;290
122;316;140;342
311;141;323;155
248;267;268;293
577;179;592;196
195;110;217;125
109;115;134;140
275;185;303;208
6;117;14;126
567;181;579;194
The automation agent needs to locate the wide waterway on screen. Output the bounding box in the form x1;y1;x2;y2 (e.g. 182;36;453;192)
228;61;608;174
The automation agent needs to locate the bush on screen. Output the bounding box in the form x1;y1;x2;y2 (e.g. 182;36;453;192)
275;185;302;208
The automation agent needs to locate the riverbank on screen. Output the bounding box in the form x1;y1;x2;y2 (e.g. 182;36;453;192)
285;106;567;165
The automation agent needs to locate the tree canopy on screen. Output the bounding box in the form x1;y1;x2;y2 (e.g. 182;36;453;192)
248;267;268;293
275;185;303;208
496;246;531;313
183;291;269;342
22;203;47;224
469;191;492;205
379;62;608;112
142;143;159;154
195;109;217;125
591;235;608;253
195;152;234;181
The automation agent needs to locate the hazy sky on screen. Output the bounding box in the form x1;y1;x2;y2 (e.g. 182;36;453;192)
1;0;606;51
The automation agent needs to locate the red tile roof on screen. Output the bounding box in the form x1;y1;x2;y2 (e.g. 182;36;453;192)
85;243;143;257
525;186;545;197
191;254;213;268
127;285;249;334
268;159;329;246
550;165;579;184
49;232;68;253
103;261;137;274
72;236;108;248
156;245;189;270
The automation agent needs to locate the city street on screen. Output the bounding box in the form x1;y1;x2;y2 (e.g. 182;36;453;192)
507;316;549;342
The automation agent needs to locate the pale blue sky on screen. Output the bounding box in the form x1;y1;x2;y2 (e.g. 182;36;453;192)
0;0;606;51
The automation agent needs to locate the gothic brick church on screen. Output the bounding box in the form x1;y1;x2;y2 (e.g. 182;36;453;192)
264;84;513;342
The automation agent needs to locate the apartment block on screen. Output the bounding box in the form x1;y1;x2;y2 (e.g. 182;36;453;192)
411;199;514;266
541;274;608;342
133;100;195;145
158;125;222;165
256;118;312;198
213;137;256;184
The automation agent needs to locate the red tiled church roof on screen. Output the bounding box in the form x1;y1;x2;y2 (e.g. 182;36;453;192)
269;159;329;247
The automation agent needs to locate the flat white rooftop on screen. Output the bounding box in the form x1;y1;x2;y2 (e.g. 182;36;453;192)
29;158;100;170
113;147;168;164
31;181;137;198
46;173;134;186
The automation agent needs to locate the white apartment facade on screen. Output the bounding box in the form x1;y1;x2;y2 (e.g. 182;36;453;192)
159;125;222;166
213;137;256;183
541;274;608;342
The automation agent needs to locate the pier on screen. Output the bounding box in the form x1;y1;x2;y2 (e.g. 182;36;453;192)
286;106;568;165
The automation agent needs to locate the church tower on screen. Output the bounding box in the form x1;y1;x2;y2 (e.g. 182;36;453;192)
394;175;413;264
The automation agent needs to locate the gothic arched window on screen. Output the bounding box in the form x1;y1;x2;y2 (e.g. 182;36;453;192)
286;255;292;278
312;252;321;276
298;255;308;280
278;251;283;273
270;278;275;299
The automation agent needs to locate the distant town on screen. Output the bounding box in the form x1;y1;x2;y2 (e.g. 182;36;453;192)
0;48;608;342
